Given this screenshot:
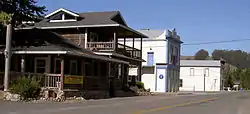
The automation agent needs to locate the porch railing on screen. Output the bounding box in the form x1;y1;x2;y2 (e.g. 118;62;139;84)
117;43;141;59
0;72;61;88
87;42;114;51
44;74;61;88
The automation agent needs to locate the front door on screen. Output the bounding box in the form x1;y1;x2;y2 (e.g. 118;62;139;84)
35;57;49;73
156;68;166;92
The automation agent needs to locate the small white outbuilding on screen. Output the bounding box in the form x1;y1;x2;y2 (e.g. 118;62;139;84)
180;60;221;92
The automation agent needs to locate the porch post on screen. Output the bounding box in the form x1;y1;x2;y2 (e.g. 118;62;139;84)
21;55;25;73
48;55;51;73
132;37;135;57
123;37;126;50
140;37;142;59
139;37;143;81
113;32;117;51
84;28;88;49
60;58;64;90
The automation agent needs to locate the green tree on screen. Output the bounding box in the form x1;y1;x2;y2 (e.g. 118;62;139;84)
224;71;234;88
0;0;47;26
212;49;250;68
240;69;250;89
194;49;209;60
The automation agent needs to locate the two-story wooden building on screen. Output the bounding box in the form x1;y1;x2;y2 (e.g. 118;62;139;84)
0;8;147;98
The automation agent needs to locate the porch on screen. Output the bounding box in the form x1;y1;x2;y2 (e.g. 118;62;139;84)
0;53;129;98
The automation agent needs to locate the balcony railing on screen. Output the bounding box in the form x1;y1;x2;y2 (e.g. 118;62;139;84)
85;42;141;59
87;42;114;51
117;43;141;59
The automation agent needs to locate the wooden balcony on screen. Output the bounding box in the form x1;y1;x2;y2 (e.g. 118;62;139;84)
86;42;141;59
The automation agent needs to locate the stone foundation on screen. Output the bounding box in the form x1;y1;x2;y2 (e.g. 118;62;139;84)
40;87;65;102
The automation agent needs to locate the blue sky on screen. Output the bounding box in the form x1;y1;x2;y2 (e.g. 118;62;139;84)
38;0;250;56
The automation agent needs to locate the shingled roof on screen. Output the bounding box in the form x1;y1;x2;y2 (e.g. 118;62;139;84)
18;8;126;28
17;8;147;38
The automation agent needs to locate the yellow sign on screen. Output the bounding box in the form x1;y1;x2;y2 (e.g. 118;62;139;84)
64;76;84;84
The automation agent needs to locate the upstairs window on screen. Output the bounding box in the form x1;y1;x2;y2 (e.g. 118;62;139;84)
45;8;80;22
190;68;194;76
50;13;77;22
147;52;154;66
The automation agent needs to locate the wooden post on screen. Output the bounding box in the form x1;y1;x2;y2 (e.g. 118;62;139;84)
140;37;142;59
123;37;126;50
113;32;117;51
21;55;25;73
4;24;12;91
60;58;64;90
132;37;135;57
84;28;88;49
139;37;143;81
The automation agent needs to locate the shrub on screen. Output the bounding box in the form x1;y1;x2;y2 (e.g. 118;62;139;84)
9;76;41;100
136;81;145;89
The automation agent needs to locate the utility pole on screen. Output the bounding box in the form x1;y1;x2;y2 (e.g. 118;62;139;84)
4;24;12;91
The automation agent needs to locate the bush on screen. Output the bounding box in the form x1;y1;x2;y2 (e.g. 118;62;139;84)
136;81;145;89
9;76;41;100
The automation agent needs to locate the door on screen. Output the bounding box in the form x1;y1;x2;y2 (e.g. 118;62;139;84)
156;68;166;92
35;57;49;73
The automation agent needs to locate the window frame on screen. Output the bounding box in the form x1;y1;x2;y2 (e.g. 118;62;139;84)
70;60;78;75
190;68;195;76
204;68;209;77
54;58;62;74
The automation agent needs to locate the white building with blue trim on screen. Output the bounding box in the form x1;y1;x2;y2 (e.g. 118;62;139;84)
119;29;183;92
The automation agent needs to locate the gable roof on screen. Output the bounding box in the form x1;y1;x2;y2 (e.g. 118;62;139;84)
16;8;148;38
45;8;79;18
19;9;128;29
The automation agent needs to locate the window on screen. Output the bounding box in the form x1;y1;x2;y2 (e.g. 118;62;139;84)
179;79;183;87
50;13;77;22
54;58;62;74
70;60;77;75
204;68;209;77
84;62;91;76
117;64;122;79
90;32;99;42
147;52;154;66
190;68;194;76
35;57;48;73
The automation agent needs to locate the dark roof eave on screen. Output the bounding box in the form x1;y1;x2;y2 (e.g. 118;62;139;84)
14;24;120;30
119;24;149;38
67;51;129;64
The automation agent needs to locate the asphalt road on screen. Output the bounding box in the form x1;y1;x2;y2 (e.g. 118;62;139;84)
0;91;249;114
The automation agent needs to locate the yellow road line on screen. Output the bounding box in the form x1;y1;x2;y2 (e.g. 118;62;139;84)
133;97;218;114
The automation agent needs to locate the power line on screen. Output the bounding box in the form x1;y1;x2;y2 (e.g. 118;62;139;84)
141;38;250;48
183;38;250;46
